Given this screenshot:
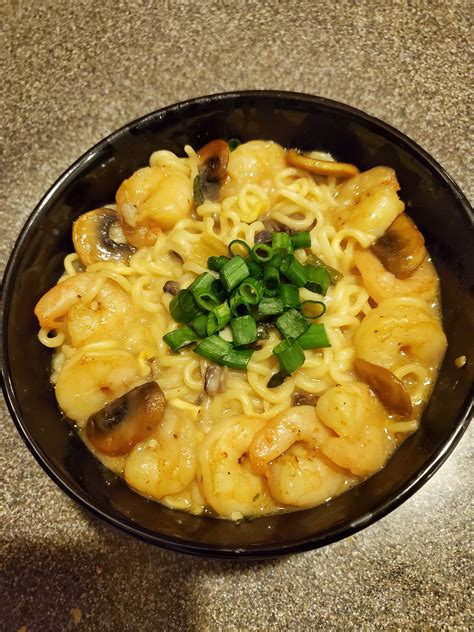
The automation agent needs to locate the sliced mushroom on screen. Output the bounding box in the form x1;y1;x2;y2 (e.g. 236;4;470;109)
371;213;427;279
292;392;319;407
354;357;412;417
204;365;226;396
198;139;230;182
286;149;359;179
86;381;166;456
163;280;180;296
73;208;136;265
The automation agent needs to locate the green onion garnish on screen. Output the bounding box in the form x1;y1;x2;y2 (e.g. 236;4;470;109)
169;290;201;323
194;289;220;311
257;296;284;317
230;291;252;316
273;338;305;374
190;313;209;338
208;255;230;272
228;138;240;152
306;266;331;296
267;371;286;388
270;253;284;269
272;232;293;255
163;326;199;352
251;243;273;263
231;315;258;347
229;239;251;258
297;323;331;349
193;174;204;206
305;254;343;284
221;348;253;370
280;254;308;287
291;231;311;249
207;301;232;335
210;278;227;301
301;300;326;319
276;308;310;339
220;256;250;292
280;284;300;310
263;265;280;294
188;272;215;294
239;277;263;305
194;335;231;362
246;260;263;279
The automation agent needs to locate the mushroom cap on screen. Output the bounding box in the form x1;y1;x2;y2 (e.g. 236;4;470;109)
73;208;135;265
371;213;426;279
86;381;166;456
286;149;359;179
354;357;412;418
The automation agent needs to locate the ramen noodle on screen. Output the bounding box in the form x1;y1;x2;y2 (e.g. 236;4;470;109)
35;140;447;520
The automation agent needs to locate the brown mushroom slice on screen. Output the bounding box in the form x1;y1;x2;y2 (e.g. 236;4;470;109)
371;213;426;279
197;139;230;182
73;208;136;265
86;381;166;456
286;149;359;179
354;358;412;418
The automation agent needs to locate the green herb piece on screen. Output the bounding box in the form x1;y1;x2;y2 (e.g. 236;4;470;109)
221;348;253;370
189;313;208;338
228;138;241;151
169;289;201;323
193;174;204;206
305;266;331;295
229;291;252;316
280;254;308;287
208;255;230;272
267;371;287;388
220;256;250;292
272;232;293;255
239;277;264;305
301;300;326;319
228;239;251;258
305;254;343;284
246;260;263;279
290;231;311;249
231;315;258;347
251;243;273;263
163;326;199;352
276;308;310;339
188;272;215;295
273;338;305;374
280;284;300;310
297;323;331;349
194;335;231;362
257;296;284;317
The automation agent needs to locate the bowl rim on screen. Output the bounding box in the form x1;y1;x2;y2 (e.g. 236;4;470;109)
1;90;473;559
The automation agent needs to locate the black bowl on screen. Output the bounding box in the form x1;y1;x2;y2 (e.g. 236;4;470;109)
2;91;473;559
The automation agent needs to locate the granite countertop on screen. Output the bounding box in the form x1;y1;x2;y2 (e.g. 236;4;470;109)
1;1;472;630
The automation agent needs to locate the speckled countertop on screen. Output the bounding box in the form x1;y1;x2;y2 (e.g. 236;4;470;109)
1;1;473;630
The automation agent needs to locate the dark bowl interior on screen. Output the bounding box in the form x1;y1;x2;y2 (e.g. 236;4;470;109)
2;91;473;558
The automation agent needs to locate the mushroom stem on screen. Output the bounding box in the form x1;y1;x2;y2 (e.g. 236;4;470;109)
354;358;412;418
286;149;359;179
371;213;426;279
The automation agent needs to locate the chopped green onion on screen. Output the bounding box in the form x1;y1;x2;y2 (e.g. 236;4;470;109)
267;371;287;388
194;288;220;311
228;239;251;258
301;300;326;319
190;313;208;338
272;232;293;255
297;323;331;349
257;296;284;317
220;256;249;292
229;292;252;316
163;326;199;352
194;335;231;362
276;308;310;339
239;277;263;305
273;338;305;374
169;290;201;323
270;253;284;269
251;243;273;263
193;174;204;206
231;315;258;347
280;254;308;287
207;301;231;335
280;284;301;310
246;260;263;279
208;255;230;272
263;265;280;294
291;231;311;249
305;266;331;295
228;138;240;152
306;254;343;284
210;278;227;301
221;348;253;370
188;272;215;294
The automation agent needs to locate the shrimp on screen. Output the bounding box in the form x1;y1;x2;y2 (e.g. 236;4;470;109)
333;167;404;245
316;383;395;477
35;272;139;347
354;296;447;371
116;166;193;247
197;416;277;519
220;140;287;200
354;249;439;304
124;403;197;500
249;406;351;507
55;351;142;427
